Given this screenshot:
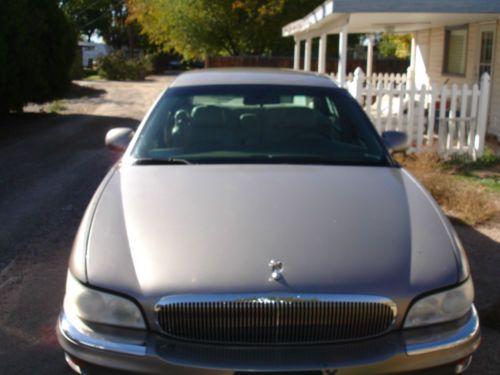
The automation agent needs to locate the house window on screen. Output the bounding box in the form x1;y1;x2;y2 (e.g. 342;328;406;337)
443;26;468;76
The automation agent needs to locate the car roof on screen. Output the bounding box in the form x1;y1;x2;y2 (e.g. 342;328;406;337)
169;68;338;89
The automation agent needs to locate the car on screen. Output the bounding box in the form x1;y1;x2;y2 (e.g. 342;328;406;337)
57;68;480;375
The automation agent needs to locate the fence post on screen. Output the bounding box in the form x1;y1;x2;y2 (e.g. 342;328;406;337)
458;84;469;152
416;85;426;152
438;85;448;154
426;85;438;147
375;81;384;133
475;72;491;158
468;83;480;158
351;67;365;104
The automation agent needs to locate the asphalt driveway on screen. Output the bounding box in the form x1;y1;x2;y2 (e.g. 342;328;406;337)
0;76;498;374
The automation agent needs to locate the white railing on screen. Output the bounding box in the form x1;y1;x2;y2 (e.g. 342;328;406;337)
331;71;408;88
338;68;491;159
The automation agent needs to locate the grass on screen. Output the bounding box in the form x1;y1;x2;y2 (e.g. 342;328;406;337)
396;152;499;226
44;100;67;114
82;74;103;81
79;68;104;81
445;149;500;193
456;175;500;193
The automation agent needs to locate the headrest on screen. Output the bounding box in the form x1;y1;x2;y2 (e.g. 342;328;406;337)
240;113;259;128
191;106;225;128
279;107;316;128
174;109;190;126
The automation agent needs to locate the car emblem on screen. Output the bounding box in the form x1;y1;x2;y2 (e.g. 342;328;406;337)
268;259;283;281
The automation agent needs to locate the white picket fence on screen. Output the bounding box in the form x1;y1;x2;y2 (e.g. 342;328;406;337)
332;68;491;159
331;71;408;88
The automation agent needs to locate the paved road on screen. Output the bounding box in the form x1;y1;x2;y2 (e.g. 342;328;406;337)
0;76;498;374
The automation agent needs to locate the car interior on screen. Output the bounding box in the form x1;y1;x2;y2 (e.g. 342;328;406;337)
135;89;387;163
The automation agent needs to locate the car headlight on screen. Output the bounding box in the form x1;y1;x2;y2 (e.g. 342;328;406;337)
404;278;474;328
63;272;146;329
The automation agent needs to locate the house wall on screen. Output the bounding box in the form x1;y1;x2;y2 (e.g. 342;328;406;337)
490;21;500;138
414;21;500;138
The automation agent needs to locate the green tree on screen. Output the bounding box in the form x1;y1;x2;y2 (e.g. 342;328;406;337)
0;0;77;113
62;0;149;53
378;34;411;59
61;0;111;42
128;0;324;59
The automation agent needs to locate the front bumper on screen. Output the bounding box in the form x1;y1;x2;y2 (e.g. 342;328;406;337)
57;306;480;374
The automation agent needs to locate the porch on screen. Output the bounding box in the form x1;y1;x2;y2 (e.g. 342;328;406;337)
282;0;500;158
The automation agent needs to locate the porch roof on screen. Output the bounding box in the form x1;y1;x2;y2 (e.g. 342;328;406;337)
283;0;500;37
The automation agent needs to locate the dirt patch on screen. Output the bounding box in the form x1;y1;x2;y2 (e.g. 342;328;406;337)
396;152;499;226
24;75;174;121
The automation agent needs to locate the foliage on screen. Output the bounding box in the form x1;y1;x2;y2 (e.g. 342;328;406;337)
97;51;152;80
378;34;411;59
455;148;500;170
127;0;324;59
62;0;150;52
45;100;68;114
61;0;111;42
70;46;84;79
0;0;77;113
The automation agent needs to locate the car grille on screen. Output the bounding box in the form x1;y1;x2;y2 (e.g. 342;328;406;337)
155;294;396;344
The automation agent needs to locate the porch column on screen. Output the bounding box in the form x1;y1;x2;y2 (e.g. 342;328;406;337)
304;37;312;71
318;33;327;74
366;34;374;77
408;33;417;88
293;37;301;70
338;24;348;85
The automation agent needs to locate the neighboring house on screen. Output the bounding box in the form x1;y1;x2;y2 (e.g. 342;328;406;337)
282;0;500;140
78;42;112;68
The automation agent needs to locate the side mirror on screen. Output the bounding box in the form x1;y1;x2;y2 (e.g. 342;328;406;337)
105;128;134;152
382;131;408;153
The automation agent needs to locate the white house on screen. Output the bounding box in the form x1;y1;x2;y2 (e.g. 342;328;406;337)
78;42;112;68
282;0;500;153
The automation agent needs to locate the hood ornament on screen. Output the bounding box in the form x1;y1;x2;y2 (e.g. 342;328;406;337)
268;259;283;281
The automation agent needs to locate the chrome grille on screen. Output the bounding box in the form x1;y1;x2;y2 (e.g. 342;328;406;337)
155;294;396;344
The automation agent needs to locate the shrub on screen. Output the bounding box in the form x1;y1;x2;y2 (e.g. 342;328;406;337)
97;51;152;81
70;47;84;80
396;152;498;226
0;0;77;113
144;53;167;74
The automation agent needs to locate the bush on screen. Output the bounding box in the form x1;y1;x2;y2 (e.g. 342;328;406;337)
0;0;77;113
144;52;180;73
97;51;152;81
70;47;84;80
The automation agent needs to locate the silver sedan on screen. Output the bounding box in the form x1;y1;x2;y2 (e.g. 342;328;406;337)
58;69;480;374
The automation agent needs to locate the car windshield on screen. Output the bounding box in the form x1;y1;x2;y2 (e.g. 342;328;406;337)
133;84;391;166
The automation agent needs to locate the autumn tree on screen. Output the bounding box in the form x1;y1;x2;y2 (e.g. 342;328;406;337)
377;34;411;59
127;0;324;59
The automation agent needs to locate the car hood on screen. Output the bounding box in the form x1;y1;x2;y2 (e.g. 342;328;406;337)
84;164;466;324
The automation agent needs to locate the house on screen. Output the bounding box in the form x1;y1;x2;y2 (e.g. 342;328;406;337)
78;42;112;68
282;0;500;142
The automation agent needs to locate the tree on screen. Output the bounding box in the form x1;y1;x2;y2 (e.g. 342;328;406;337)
0;0;77;113
61;0;111;42
127;0;324;59
378;34;411;59
62;0;149;53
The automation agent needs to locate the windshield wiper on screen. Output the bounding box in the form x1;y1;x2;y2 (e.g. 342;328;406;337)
250;155;388;166
133;158;191;165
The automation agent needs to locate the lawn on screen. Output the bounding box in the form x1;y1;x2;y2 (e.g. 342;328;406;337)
396;150;500;226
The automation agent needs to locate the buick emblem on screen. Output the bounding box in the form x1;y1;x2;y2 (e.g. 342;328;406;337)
268;259;283;281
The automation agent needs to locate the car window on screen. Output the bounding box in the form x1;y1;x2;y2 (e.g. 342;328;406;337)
133;85;390;166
